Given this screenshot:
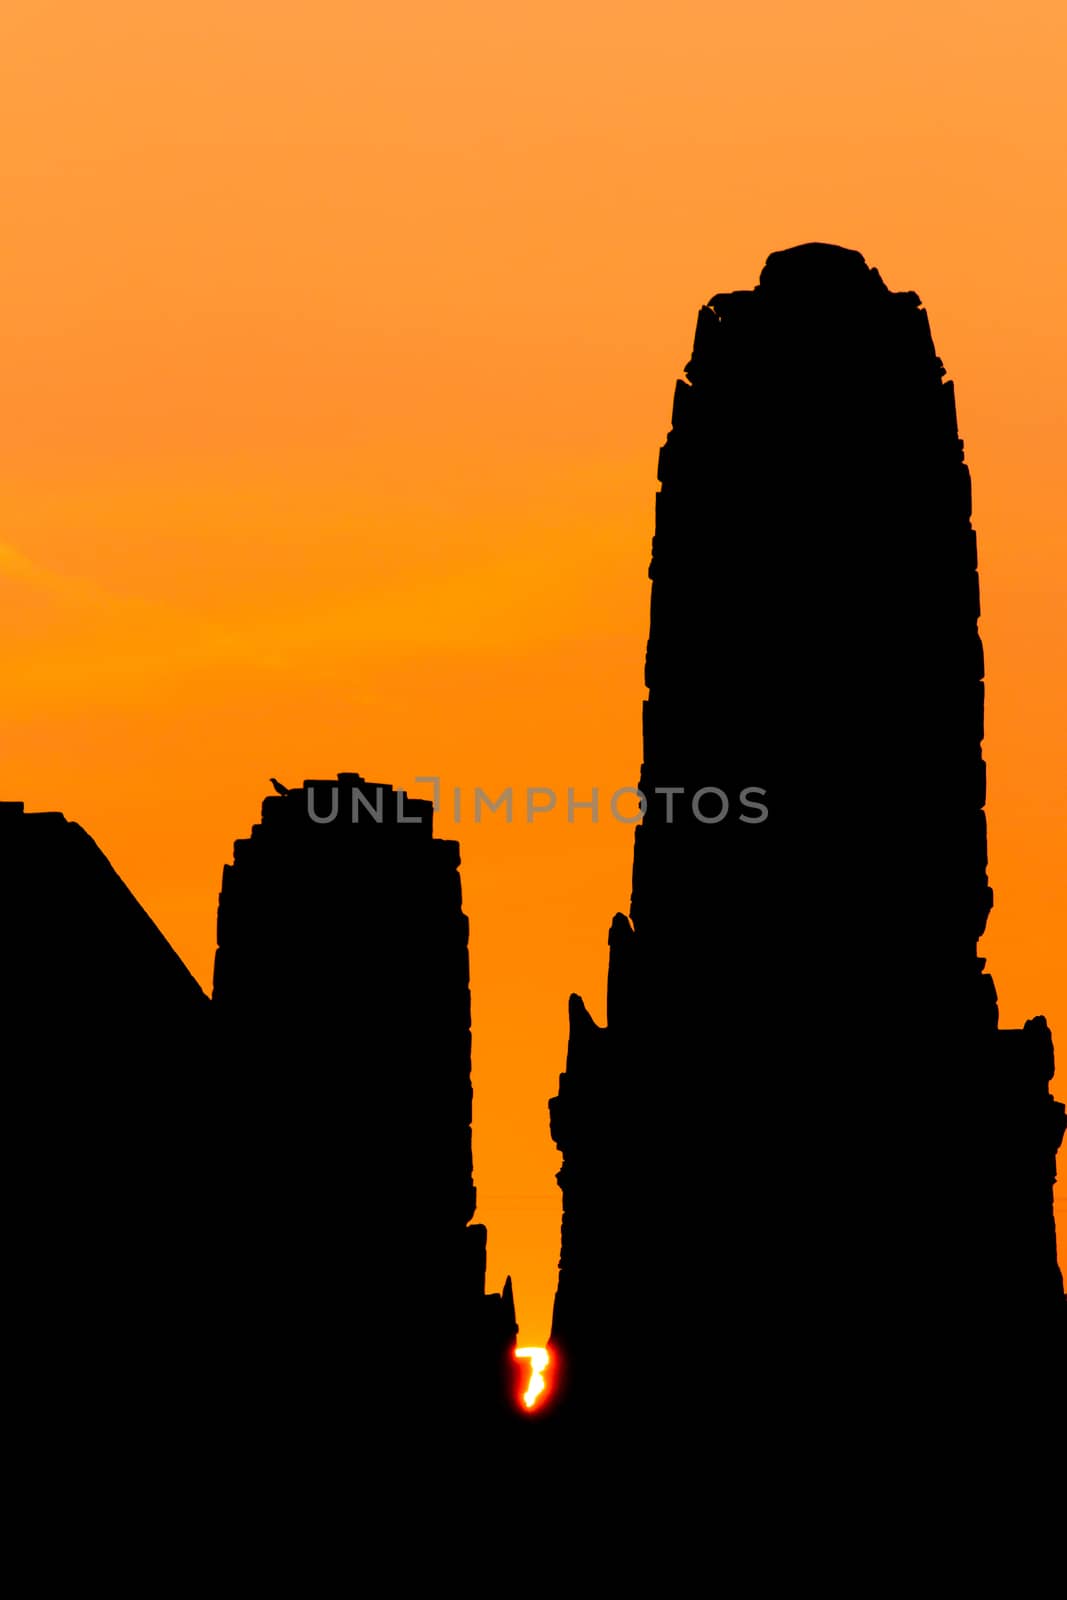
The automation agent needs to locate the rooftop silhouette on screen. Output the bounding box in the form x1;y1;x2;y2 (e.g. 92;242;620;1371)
2;801;211;1480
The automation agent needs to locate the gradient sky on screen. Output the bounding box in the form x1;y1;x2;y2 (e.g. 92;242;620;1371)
2;2;1064;1345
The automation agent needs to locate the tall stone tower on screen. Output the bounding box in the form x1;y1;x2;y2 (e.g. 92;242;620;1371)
549;245;1064;1456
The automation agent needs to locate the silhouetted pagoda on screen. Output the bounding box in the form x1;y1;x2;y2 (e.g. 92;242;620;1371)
548;245;1065;1466
212;773;517;1439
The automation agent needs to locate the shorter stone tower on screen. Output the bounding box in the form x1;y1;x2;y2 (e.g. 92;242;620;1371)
212;773;517;1438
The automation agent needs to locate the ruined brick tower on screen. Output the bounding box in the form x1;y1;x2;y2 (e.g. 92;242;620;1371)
212;773;517;1437
549;245;1065;1455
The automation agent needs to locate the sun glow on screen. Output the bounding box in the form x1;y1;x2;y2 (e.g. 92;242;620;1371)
515;1346;549;1410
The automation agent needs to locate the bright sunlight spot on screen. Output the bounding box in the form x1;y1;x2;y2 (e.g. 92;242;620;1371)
515;1346;549;1410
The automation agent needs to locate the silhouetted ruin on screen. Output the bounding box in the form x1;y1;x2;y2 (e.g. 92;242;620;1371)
1;800;209;1040
548;244;1065;1470
212;773;517;1436
6;245;1063;1525
4;784;514;1498
2;802;211;1473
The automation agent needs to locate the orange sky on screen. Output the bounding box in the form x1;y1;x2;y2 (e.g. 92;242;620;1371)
2;2;1064;1345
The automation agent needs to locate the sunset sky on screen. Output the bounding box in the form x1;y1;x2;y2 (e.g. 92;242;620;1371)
2;2;1064;1344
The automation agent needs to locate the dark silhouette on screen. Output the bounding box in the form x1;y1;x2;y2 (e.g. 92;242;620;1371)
4;783;515;1523
547;245;1065;1489
1;801;211;1482
6;247;1063;1542
211;772;518;1442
